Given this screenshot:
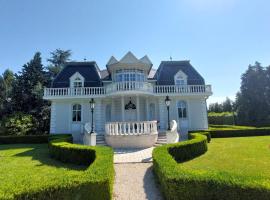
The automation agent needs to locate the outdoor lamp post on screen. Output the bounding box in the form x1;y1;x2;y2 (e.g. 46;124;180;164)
89;98;95;134
165;96;171;131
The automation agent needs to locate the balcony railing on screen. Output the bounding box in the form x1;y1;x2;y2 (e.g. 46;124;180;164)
43;83;212;98
105;121;158;136
154;85;212;94
44;87;105;97
106;81;153;94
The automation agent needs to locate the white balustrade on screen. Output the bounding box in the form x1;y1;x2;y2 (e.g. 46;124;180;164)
154;85;212;94
44;87;105;97
106;81;153;93
44;84;212;98
105;121;158;136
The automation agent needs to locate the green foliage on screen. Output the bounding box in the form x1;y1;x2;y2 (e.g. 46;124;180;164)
235;62;270;126
0;135;49;144
0;135;114;200
208;126;270;138
208;97;234;113
153;134;270;200
47;49;72;78
2;113;36;135
208;112;235;125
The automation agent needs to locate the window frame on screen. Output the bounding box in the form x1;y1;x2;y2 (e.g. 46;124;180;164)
72;104;82;122
177;101;187;119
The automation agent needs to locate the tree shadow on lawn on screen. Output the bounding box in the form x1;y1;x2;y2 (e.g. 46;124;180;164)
2;143;87;171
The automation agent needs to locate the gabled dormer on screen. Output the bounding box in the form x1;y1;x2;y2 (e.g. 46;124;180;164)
106;51;153;83
174;70;187;85
69;72;85;88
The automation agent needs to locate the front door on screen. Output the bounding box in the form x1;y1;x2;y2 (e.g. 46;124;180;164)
177;101;189;134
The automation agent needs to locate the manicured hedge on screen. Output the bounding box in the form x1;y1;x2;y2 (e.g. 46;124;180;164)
1;134;114;200
0;135;49;144
153;132;270;200
208;112;235;125
209;127;270;138
189;131;211;143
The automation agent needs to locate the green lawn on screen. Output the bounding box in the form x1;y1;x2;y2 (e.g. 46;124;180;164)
0;144;87;199
180;136;270;186
209;124;256;130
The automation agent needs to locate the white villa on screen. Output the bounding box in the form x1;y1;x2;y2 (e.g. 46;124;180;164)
43;52;212;147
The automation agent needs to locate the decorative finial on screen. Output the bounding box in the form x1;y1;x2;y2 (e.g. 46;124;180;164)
83;57;86;61
170;56;172;61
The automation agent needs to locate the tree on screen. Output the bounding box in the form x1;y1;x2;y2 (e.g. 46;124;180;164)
222;97;233;112
235;62;269;126
47;49;72;78
11;52;50;133
0;69;15;119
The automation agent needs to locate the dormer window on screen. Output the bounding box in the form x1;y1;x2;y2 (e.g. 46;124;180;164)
73;77;82;88
69;72;85;88
174;70;187;85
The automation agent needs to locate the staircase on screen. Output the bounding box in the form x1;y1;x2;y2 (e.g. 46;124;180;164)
154;132;167;146
96;134;107;146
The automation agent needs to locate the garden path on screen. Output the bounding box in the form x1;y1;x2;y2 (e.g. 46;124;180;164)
113;163;163;200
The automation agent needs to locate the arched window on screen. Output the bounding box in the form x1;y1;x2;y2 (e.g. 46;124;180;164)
72;104;81;122
105;104;111;122
177;101;187;118
149;103;155;120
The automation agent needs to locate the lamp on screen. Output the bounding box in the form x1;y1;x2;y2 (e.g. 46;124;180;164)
165;96;171;130
89;98;95;134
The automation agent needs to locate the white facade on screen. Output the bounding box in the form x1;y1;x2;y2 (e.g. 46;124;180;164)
44;52;212;142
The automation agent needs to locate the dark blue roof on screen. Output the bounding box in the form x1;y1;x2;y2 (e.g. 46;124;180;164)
155;61;205;85
51;62;102;88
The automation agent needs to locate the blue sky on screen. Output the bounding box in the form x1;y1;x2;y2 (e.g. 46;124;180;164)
0;0;270;104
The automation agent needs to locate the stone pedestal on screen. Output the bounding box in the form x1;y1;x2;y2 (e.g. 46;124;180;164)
83;132;97;146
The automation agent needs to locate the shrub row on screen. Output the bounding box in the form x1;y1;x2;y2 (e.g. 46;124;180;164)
208;112;235;125
153;132;270;200
2;134;114;200
0;135;49;144
209;127;270;138
45;135;113;200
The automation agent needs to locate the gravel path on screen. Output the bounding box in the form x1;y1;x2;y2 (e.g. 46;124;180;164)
113;163;163;200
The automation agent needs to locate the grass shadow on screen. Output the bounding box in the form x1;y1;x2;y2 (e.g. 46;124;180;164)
1;143;87;171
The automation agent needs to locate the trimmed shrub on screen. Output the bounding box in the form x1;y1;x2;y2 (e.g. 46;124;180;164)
208;112;235;125
2;112;36;135
169;133;208;163
0;134;114;200
189;132;211;143
209;127;270;138
153;132;270;200
0;135;49;144
35;134;114;200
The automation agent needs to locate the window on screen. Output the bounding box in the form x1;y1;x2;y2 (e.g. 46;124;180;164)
174;70;187;85
115;69;145;82
72;104;81;122
177;101;187;119
73;77;82;88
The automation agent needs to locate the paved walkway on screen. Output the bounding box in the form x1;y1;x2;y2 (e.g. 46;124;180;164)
114;147;154;163
113;163;163;200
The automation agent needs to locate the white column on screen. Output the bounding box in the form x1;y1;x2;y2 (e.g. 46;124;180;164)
145;97;149;121
136;96;140;121
121;96;125;121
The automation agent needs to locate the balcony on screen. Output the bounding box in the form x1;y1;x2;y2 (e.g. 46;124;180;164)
43;82;212;99
106;81;153;94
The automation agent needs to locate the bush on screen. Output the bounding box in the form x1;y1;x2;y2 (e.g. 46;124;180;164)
209;127;270;138
189;132;211;143
2;112;36;135
153;132;270;200
208;112;235;125
0;135;49;144
168;133;208;163
34;134;114;200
